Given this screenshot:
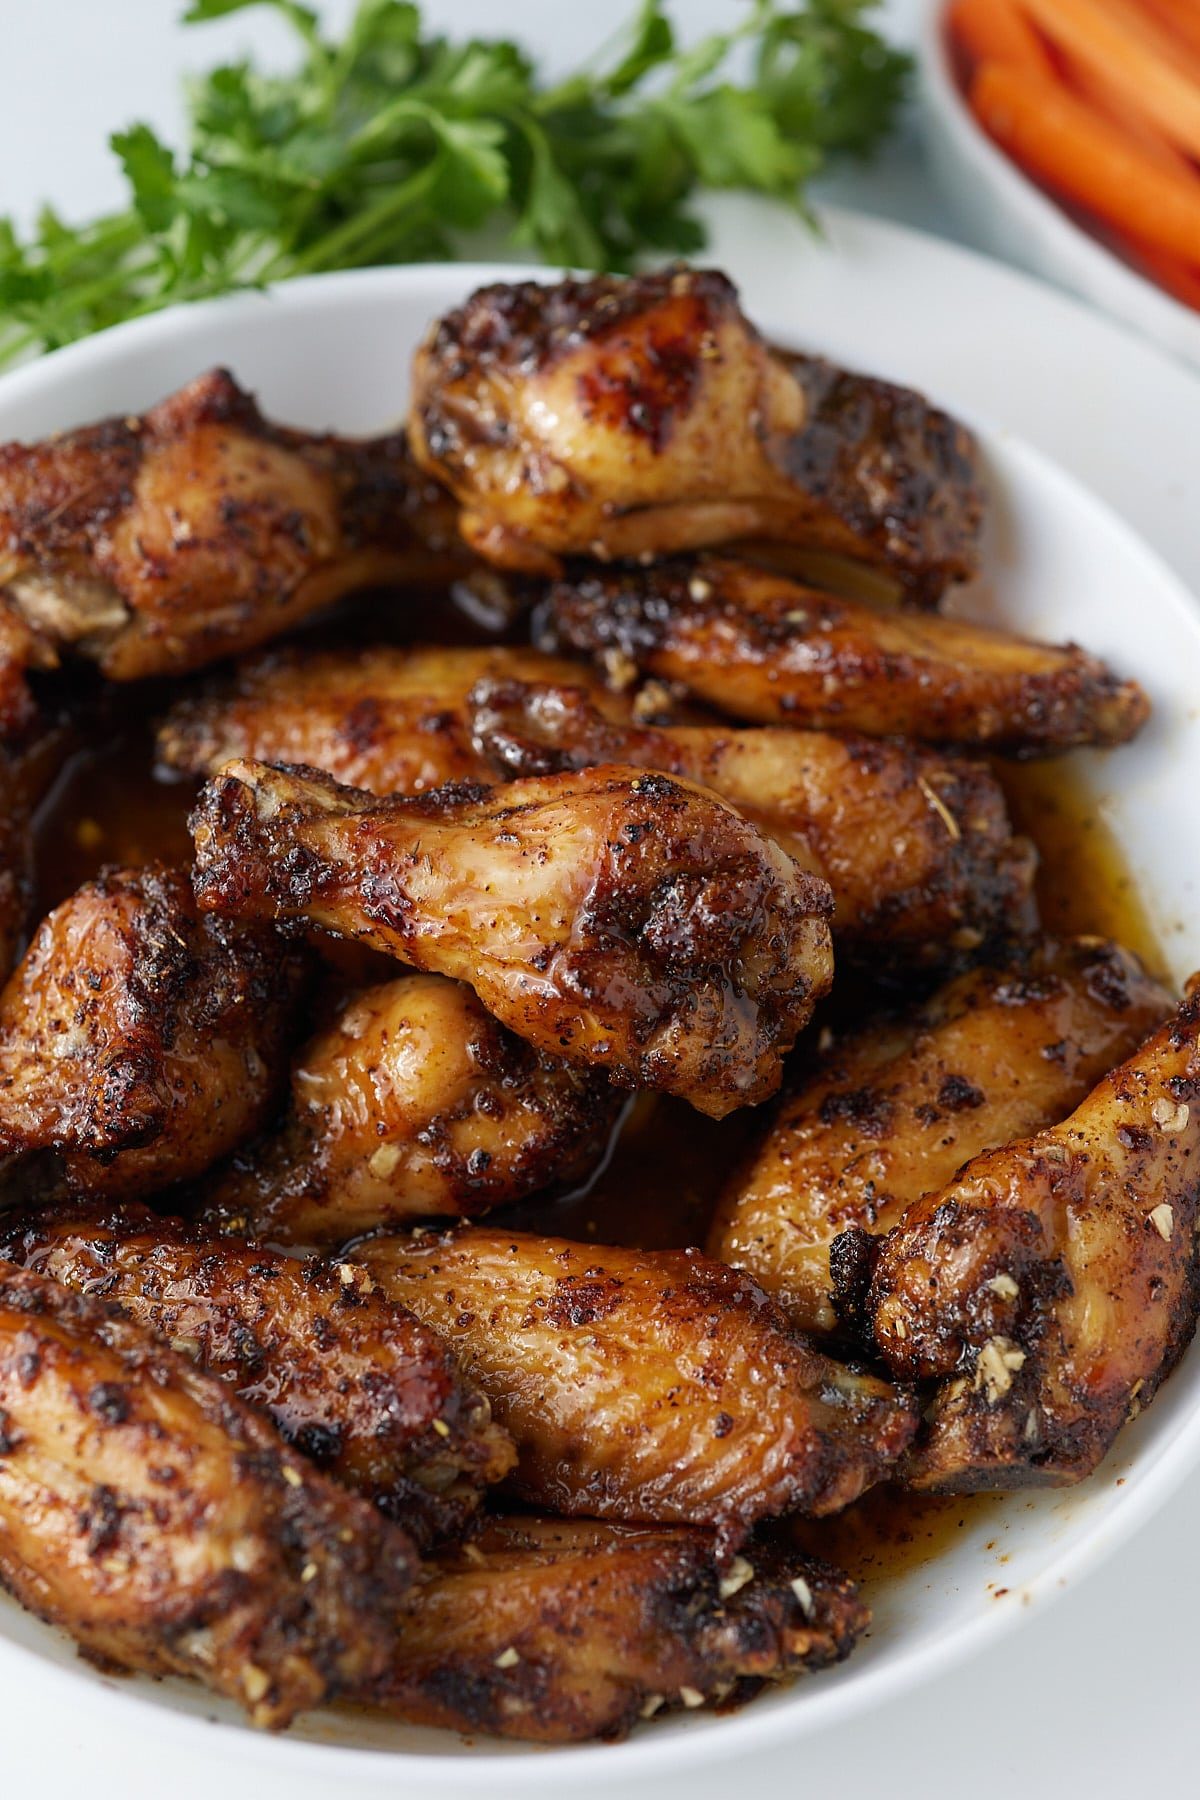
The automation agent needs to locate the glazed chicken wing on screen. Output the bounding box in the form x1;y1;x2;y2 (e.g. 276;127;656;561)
851;979;1200;1490
0;865;306;1202
542;557;1149;754
0;1264;416;1727
709;940;1171;1336
202;972;621;1245
0;1204;514;1543
380;1515;868;1743
157;642;627;795
189;760;834;1118
408;268;983;600
0;368;466;686
354;1227;918;1535
470;675;1035;970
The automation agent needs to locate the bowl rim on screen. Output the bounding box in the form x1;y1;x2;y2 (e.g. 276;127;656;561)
1;256;1200;1782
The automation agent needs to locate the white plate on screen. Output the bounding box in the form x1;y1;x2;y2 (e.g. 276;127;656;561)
913;0;1200;371
1;216;1200;1798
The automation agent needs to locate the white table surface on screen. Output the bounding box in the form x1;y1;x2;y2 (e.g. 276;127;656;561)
2;6;1198;1797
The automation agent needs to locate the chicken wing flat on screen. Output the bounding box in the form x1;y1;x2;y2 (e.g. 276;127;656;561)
379;1515;867;1743
0;1204;514;1543
156;642;627;796
0;865;305;1202
0;1264;416;1727
852;979;1200;1490
203;972;621;1246
190;760;834;1118
407;267;983;600
470;675;1035;970
354;1228;918;1534
0;368;466;684
709;940;1171;1337
543;556;1149;754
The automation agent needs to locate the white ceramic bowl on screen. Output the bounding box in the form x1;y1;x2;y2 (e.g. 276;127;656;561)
915;0;1200;371
1;254;1200;1794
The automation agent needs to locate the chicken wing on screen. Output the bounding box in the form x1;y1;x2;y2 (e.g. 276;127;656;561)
0;368;466;684
709;940;1171;1337
202;972;621;1245
0;1264;416;1727
407;267;983;600
0;865;305;1202
542;556;1149;754
354;1227;918;1535
379;1515;867;1743
0;1204;514;1543
156;642;627;796
470;675;1036;969
851;979;1200;1490
189;760;834;1118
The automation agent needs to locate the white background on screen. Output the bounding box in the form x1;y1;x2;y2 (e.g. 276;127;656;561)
2;4;1198;1796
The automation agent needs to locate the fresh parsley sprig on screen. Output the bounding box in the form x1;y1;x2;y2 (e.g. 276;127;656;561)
0;0;909;368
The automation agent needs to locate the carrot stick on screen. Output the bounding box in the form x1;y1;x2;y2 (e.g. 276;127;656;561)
1142;0;1200;65
1128;242;1200;311
946;0;1054;76
969;60;1200;262
1015;0;1200;159
1062;51;1197;176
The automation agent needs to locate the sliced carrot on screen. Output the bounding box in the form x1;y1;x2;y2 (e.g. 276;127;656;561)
969;60;1200;262
946;0;1054;76
1015;0;1200;159
1142;0;1200;65
1128;242;1200;311
1061;50;1197;176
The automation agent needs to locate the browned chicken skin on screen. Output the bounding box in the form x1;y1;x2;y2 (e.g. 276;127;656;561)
0;1264;417;1727
849;979;1200;1490
470;675;1036;970
0;1204;514;1544
407;268;983;600
189;760;835;1118
354;1227;918;1536
156;642;629;795
543;556;1149;754
379;1515;868;1743
0;865;305;1202
710;940;1172;1337
202;972;622;1245
0;368;465;687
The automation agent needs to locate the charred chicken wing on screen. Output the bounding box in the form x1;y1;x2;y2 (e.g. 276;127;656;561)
355;1227;918;1534
853;979;1200;1490
202;972;621;1245
0;1204;514;1543
710;940;1171;1336
189;760;834;1118
543;557;1149;754
379;1515;868;1743
407;268;983;600
470;675;1035;969
0;865;305;1202
0;1264;416;1727
0;368;465;685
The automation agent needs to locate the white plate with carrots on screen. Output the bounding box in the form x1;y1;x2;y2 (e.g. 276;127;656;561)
918;0;1200;367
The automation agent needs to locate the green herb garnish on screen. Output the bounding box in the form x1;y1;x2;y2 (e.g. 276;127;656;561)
0;0;908;369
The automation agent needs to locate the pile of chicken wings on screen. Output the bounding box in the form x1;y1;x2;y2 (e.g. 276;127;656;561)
0;265;1192;1746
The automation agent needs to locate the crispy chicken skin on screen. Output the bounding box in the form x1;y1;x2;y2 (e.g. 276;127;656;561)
0;368;466;684
407;268;983;600
0;1264;416;1728
379;1515;868;1743
157;642;626;795
710;940;1171;1337
0;1204;514;1543
542;556;1150;754
470;675;1036;970
203;973;622;1245
850;979;1200;1491
354;1228;918;1534
0;866;305;1202
189;760;835;1118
